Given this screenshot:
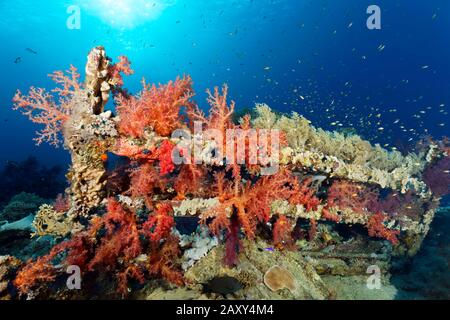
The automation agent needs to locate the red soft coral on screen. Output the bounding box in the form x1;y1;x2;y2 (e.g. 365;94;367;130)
202;168;293;240
156;140;176;176
327;180;379;214
147;235;184;286
223;215;242;267
128;162;167;208
272;215;294;249
288;177;321;212
117;76;194;138
12;66;80;146
366;212;400;245
142;203;175;244
87;199;142;271
321;207;341;223
369;190;425;220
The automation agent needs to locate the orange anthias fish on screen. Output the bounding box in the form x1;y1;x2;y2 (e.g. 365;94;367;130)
100;153;108;162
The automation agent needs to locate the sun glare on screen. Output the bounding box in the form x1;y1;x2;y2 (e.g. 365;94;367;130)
81;0;176;29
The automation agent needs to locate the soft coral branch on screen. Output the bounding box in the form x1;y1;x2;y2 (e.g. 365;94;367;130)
12;66;81;146
117;76;194;138
202;168;293;240
366;212;400;245
142;203;175;244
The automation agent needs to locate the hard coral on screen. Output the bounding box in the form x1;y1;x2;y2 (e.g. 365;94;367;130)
263;265;296;293
117;76;194;138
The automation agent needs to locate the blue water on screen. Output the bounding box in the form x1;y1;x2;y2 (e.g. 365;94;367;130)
1;0;449;168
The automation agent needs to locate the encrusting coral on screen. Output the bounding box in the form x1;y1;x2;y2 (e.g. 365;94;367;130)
9;46;447;299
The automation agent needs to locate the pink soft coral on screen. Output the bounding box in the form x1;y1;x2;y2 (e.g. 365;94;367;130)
423;156;450;197
53;193;70;213
12;66;80;146
108;56;134;88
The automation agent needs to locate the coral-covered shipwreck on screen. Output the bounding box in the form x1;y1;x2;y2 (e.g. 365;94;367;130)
2;47;449;299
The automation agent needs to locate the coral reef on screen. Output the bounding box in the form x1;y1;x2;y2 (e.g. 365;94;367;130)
0;193;47;222
116;76;194;138
0;157;65;208
32;204;83;238
422;155;450;197
7;46;447;300
0;256;22;299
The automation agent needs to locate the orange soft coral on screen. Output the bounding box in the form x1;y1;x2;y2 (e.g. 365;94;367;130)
186;84;236;156
366;212;400;245
187;84;235;132
116;76;194;138
12;66;80;146
14;255;58;295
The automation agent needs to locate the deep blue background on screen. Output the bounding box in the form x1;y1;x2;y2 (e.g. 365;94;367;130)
1;0;449;168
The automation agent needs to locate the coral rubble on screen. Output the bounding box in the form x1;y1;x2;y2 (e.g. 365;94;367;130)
7;47;448;299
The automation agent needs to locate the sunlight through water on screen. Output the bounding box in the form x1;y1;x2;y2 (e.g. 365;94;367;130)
80;0;177;29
